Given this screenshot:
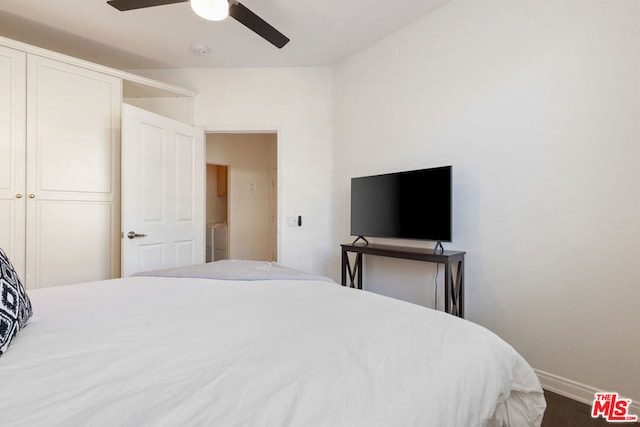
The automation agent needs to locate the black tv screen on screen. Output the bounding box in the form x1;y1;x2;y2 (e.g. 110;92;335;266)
350;166;452;242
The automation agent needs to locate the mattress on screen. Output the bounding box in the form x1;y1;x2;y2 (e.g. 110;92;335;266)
0;261;545;426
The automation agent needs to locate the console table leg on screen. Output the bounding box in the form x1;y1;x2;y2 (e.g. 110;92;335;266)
445;260;464;318
444;261;451;315
456;260;464;318
341;249;347;286
356;253;362;289
341;249;363;289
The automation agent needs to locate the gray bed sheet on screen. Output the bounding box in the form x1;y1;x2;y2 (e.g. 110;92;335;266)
134;259;336;283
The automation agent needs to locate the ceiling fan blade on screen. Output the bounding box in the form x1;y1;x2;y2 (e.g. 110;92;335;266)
107;0;187;11
229;2;290;49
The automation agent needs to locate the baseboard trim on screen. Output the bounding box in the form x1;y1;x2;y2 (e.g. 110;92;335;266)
535;369;640;416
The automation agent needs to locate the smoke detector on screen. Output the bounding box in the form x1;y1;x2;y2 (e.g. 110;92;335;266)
191;42;209;56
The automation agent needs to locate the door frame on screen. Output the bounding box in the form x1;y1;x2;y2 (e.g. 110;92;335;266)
204;128;280;262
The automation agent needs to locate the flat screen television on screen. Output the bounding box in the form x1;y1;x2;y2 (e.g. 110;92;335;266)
350;165;452;243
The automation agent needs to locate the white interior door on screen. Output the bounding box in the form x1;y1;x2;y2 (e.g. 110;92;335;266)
121;103;205;276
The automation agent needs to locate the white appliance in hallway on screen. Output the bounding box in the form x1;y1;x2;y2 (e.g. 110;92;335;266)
206;224;228;262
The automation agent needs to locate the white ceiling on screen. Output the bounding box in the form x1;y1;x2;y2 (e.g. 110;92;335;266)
0;0;451;70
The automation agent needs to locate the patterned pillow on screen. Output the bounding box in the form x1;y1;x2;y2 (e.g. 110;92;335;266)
0;248;32;356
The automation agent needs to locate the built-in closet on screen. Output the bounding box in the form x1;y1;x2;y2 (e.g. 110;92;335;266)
0;37;194;289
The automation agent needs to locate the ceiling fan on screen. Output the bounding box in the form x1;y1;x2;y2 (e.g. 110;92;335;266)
107;0;290;48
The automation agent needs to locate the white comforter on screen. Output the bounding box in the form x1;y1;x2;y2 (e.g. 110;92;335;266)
0;275;545;426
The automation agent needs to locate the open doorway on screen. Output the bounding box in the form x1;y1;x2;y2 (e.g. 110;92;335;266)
205;164;229;262
205;132;277;262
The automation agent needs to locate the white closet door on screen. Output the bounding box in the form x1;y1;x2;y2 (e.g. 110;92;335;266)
26;55;122;288
0;46;26;278
121;104;205;276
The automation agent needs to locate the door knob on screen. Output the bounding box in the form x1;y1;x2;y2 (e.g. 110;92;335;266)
28;194;35;198
127;231;147;239
15;194;23;198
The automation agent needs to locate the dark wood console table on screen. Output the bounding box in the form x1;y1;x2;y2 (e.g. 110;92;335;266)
341;243;466;318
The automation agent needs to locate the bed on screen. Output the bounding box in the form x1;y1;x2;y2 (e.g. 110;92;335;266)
1;255;545;426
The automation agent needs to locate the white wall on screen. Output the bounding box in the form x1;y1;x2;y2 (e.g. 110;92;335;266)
132;67;334;275
332;0;639;404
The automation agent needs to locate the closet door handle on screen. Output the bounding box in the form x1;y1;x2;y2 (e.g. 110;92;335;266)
28;194;35;199
15;194;23;199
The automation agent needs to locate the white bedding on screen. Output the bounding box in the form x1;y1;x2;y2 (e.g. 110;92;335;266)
0;270;545;426
135;259;336;283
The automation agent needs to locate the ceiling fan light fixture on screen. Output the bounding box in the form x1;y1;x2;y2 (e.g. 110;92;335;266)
190;0;229;21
